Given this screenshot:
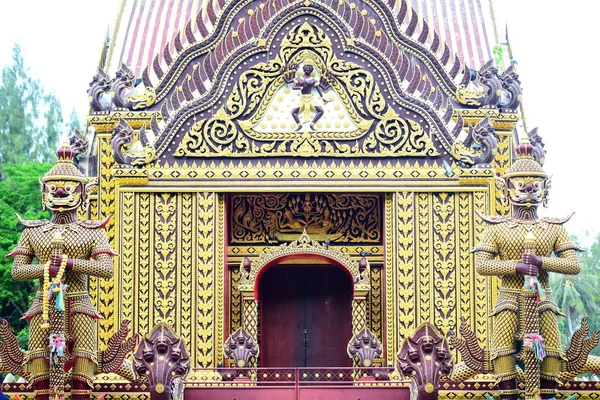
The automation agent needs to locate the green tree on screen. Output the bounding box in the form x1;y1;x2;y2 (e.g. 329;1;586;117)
550;232;600;354
0;160;52;348
66;107;82;135
0;44;63;166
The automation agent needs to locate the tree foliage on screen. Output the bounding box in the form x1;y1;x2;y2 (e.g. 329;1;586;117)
550;233;600;355
0;160;52;348
0;44;63;166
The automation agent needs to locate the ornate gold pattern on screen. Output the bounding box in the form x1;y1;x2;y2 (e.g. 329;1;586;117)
228;244;383;261
455;84;485;106
196;192;216;367
352;299;368;335
396;192;415;341
98;135;117;348
175;23;438;158
154;193;177;327
432;193;456;335
417;193;432;327
229;266;242;334
493;132;513;216
135;193;151;342
474;191;493;346
180;193;195;365
238;230;367;296
229;194;381;244
119;191;135;328
116;158;456;182
384;194;395;365
456;192;472;364
242;299;258;342
215;194;225;366
369;265;382;342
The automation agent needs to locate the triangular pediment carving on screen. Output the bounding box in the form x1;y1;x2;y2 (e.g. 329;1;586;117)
107;0;518;167
174;23;438;158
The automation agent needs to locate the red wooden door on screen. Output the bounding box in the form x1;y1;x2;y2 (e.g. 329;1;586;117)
260;265;352;367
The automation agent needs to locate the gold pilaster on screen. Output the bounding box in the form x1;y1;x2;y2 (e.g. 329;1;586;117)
384;194;396;364
196;192;216;367
396;191;416;343
215;194;226;366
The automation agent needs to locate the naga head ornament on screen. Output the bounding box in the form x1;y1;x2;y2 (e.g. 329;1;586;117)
497;138;550;209
40;143;96;212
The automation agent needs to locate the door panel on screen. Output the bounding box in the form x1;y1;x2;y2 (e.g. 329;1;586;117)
260;265;352;367
260;267;306;367
306;267;352;367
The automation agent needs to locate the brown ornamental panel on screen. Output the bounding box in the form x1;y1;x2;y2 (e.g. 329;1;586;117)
229;193;381;244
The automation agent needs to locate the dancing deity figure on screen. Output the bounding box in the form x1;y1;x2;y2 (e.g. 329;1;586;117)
473;139;580;400
283;56;331;131
8;144;116;400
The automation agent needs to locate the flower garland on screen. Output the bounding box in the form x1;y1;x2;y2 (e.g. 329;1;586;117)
40;255;68;329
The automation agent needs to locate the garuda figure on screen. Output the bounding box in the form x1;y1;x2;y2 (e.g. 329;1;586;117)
8;144;116;400
473;139;580;400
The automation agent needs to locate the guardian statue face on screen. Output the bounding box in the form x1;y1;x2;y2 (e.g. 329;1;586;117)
506;176;548;208
41;179;84;212
498;138;551;209
39;144;95;214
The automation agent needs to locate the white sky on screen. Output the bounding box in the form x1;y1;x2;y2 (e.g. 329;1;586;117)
0;0;598;240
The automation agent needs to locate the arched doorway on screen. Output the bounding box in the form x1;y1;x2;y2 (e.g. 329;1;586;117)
259;262;352;367
237;231;371;367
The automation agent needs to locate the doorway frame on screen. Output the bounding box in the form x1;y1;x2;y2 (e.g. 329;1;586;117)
237;230;371;363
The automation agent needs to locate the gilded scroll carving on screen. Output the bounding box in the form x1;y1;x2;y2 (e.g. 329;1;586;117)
175;23;437;158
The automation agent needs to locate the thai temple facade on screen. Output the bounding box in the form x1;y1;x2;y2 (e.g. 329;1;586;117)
3;1;600;400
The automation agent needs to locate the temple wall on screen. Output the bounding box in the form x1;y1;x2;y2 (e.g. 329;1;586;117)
89;141;498;369
386;190;496;364
110;190;225;368
86;114;505;369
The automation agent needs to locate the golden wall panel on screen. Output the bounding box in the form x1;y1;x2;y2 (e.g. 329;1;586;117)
242;299;258;341
352;299;368;335
196;192;217;367
385;190;492;364
154;193;177;328
432;193;456;335
98;136;117;348
396;191;416;348
494;133;511;216
457;192;474;361
180;193;195;363
108;182;492;370
112;190;219;368
384;194;396;364
215;195;225;365
369;265;382;341
119;191;135;327
135;194;152;339
88;196;99;317
474;190;494;346
416;193;432;326
229;267;242;334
